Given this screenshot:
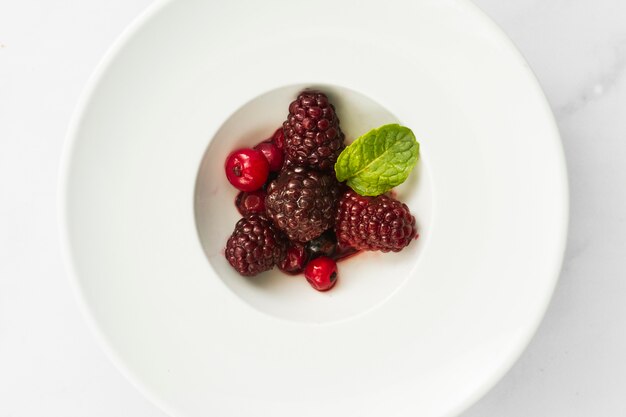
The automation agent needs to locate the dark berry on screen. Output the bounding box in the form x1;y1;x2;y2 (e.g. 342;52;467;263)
265;171;279;186
225;148;269;192
307;230;337;259
254;141;284;172
335;190;418;252
225;215;286;276
278;242;308;275
304;256;338;291
265;166;340;242
282;90;345;171
235;189;267;216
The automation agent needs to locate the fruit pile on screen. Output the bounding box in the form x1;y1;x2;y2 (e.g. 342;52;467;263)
223;90;420;291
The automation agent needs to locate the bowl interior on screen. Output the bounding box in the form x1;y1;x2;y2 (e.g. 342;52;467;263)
62;1;567;416
194;84;433;323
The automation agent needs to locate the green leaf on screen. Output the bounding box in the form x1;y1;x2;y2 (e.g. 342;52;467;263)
334;124;419;196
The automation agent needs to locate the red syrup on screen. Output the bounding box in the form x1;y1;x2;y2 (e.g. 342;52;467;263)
333;243;361;262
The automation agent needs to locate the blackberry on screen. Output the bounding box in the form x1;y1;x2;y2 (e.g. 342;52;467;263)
307;230;338;259
225;214;286;276
265;166;340;242
335;190;417;252
282;90;345;171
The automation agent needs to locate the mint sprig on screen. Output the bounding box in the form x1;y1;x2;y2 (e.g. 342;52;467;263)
334;124;419;196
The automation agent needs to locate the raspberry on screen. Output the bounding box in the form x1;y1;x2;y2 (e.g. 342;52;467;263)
225;215;286;276
305;256;338;291
265;166;340;242
335;190;417;252
282;90;345;171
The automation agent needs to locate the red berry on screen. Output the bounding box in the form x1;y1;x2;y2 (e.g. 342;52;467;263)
225;148;269;191
335;190;417;252
254;141;284;172
225;215;286;276
304;256;338;291
271;128;285;150
278;242;308;275
235;189;266;216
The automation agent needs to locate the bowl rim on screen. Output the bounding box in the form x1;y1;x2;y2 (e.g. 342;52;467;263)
58;0;569;416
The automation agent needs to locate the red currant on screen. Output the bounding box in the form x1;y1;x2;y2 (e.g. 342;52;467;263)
235;189;266;216
224;148;269;192
254;141;284;172
278;243;308;275
304;256;338;291
271;127;285;150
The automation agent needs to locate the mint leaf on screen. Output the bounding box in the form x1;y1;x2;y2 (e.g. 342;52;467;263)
335;124;419;196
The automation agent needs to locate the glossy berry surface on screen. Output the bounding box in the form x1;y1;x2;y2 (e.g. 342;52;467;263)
283;91;345;171
224;148;269;192
271;127;285;150
278;242;308;275
307;230;337;260
235;189;267;216
225;215;286;276
265;166;340;242
254;141;284;172
304;256;338;291
335;190;417;252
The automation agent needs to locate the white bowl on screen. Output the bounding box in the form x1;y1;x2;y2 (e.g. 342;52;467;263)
60;0;568;416
195;83;433;323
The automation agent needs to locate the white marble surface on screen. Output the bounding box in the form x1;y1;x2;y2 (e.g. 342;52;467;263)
1;0;625;415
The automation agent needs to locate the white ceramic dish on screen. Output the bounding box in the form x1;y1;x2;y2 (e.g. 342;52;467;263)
59;0;568;416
